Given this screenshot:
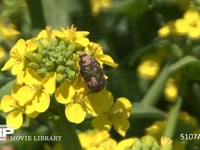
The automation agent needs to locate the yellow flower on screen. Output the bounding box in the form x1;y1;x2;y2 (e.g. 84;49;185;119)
78;129;117;150
20;68;56;112
174;9;200;39
0;21;20;40
0;91;38;129
160;136;173;150
0;67;56;129
160;136;173;146
55;25;89;47
145;121;166;141
0;25;119;130
158;25;170;37
1;39;37;74
146;111;198;143
90;0;111;16
36;26;61;41
55;77;88;123
91;97;132;136
116;136;161;150
164;78;178;102
86;42;118;68
86;90;114;116
137;59;160;79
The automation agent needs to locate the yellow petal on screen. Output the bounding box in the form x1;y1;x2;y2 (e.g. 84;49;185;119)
16;70;25;84
72;77;86;90
164;84;178;102
188;27;200;39
26;39;38;52
14;39;26;56
6;110;23;129
98;55;118;68
25;103;36;115
42;72;56;94
32;92;50;112
112;117;130;137
87;90;114;115
36;29;48;39
16;86;35;106
1;58;16;71
92;114;112;130
0;95;16;112
112;97;132;118
65;103;86;123
158;25;170;37
115;138;135;150
55;80;75;104
76;38;89;47
27;111;39;118
52;29;64;38
137;60;160;79
184;9;199;24
174;19;189;34
11;61;24;75
23;68;41;86
25;103;40;118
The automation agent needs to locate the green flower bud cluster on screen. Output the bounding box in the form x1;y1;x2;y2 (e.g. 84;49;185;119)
25;37;82;82
116;136;172;150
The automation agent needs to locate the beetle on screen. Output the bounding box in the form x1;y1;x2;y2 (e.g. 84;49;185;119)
79;52;105;92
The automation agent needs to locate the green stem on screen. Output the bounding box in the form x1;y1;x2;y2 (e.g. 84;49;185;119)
129;39;170;66
54;110;82;150
141;55;199;105
168;55;198;73
27;0;46;28
141;64;170;105
163;97;182;138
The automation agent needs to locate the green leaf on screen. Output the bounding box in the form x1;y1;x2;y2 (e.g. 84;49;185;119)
131;102;166;120
126;102;166;137
0;80;15;99
110;0;149;17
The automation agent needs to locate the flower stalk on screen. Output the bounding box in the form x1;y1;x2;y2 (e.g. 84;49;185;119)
141;55;199;105
163;97;182;139
54;110;82;150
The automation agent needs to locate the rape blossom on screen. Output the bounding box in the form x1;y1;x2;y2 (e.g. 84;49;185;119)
0;25;131;135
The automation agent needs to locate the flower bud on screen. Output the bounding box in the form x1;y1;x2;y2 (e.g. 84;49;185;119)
142;136;158;150
45;61;54;70
56;65;66;73
67;43;76;52
66;60;75;67
50;37;58;48
37;68;47;77
28;62;40;70
31;53;42;63
56;73;66;83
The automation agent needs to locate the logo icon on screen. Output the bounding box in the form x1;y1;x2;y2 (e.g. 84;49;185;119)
0;125;14;141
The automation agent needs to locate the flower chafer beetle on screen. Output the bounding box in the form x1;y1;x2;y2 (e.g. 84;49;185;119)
79;52;105;92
